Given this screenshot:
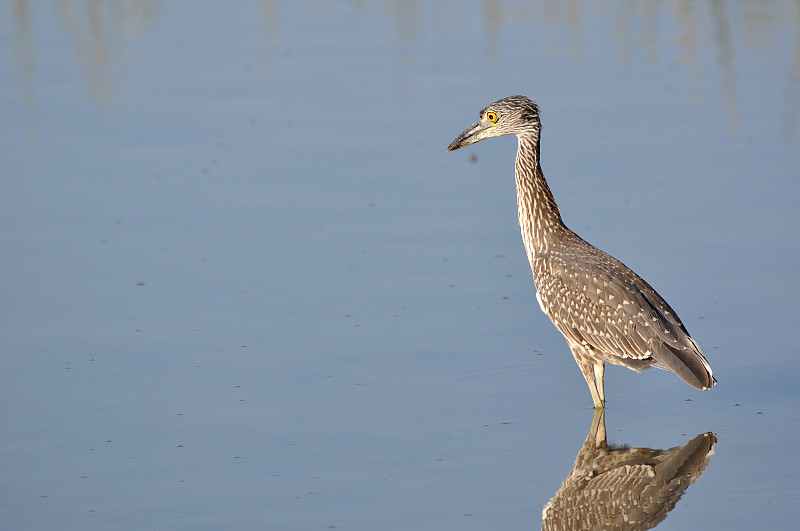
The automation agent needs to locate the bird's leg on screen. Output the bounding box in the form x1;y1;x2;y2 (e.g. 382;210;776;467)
585;373;604;410
589;408;606;447
569;342;605;409
593;363;605;408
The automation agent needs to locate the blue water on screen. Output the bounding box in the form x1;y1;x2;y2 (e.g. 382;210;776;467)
2;1;799;529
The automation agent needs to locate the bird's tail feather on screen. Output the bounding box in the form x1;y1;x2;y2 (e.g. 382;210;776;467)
654;341;716;391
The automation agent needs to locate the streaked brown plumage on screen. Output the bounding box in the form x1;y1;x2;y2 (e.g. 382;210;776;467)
447;95;715;408
542;411;717;529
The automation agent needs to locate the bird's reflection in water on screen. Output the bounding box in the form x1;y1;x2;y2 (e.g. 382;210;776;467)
542;411;716;530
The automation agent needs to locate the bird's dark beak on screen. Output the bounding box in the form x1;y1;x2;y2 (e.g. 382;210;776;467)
447;120;493;151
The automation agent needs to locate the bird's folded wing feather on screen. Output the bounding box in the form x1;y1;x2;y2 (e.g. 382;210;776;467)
533;245;697;367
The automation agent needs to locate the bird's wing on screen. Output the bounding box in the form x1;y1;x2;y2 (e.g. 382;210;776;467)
533;243;705;375
534;254;652;361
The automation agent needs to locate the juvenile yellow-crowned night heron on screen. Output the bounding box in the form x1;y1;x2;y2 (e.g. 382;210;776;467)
447;95;715;409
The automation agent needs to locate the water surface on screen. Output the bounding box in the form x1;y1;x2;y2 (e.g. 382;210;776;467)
1;1;799;529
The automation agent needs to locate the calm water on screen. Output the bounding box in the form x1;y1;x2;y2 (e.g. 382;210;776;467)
2;1;799;529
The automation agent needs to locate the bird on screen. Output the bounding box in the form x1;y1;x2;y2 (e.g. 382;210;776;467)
447;95;715;409
542;411;716;529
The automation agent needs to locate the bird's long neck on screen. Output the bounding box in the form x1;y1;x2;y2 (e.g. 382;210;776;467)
515;134;564;259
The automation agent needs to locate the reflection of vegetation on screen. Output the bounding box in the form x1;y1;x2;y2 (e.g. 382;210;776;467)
9;0;36;108
6;0;157;109
4;1;798;135
542;411;716;531
56;0;158;107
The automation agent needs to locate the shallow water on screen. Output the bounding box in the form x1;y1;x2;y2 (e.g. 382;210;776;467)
1;1;799;529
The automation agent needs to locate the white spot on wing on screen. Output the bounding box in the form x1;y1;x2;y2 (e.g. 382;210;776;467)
536;291;546;313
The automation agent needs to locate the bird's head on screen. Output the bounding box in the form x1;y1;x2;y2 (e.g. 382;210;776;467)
447;95;541;152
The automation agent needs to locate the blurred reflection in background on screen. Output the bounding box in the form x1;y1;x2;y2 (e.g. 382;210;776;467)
4;0;799;138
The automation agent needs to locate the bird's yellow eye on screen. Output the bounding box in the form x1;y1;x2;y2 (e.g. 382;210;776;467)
485;111;498;123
